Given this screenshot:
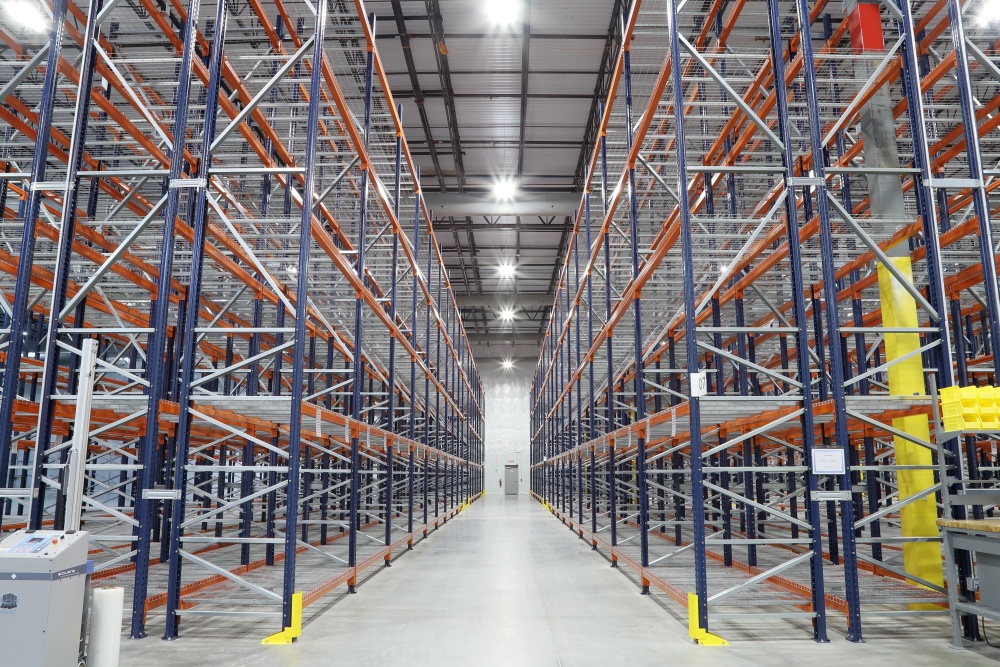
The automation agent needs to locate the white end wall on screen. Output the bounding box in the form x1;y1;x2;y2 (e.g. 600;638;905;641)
482;364;533;494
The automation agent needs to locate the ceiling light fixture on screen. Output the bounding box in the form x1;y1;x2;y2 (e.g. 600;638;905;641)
501;358;514;371
485;0;520;27
498;307;516;322
3;0;49;33
493;177;517;201
497;262;516;279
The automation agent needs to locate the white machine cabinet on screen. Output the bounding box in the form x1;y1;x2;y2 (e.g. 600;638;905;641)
0;530;92;666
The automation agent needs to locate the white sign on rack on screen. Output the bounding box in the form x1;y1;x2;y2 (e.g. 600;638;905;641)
691;371;708;398
812;448;846;476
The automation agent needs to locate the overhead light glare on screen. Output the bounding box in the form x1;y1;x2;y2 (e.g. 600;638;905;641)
493;177;517;201
501;358;514;371
979;0;1000;25
485;0;520;27
3;0;49;32
499;307;516;322
498;262;516;279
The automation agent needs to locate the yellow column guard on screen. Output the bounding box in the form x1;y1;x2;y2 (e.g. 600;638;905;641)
687;593;729;646
877;258;943;598
261;591;303;645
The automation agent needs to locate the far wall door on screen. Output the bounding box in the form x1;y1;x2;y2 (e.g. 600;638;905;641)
504;465;519;495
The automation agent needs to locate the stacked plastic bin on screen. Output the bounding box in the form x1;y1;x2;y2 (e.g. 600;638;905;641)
940;386;999;432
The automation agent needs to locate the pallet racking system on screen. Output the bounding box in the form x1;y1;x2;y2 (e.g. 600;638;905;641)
531;0;1000;643
0;0;483;640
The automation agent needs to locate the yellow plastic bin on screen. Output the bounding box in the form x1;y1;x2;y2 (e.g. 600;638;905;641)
961;386;982;430
940;386;963;418
980;386;999;430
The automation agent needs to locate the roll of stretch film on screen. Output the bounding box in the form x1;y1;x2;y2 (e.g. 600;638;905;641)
89;586;124;667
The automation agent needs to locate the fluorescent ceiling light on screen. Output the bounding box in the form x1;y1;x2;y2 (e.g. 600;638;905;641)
3;0;49;32
485;0;520;27
498;307;516;322
493;177;517;201
501;358;514;371
497;262;516;279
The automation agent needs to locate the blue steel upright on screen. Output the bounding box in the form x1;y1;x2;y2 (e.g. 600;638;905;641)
129;0;203;637
898;0;975;636
598;102;618;552
0;0;71;533
622;21;650;584
278;0;329;629
763;0;830;640
384;103;404;562
29;0;104;531
408;167;421;540
348;12;376;593
162;0;228;637
664;0;709;629
784;0;861;639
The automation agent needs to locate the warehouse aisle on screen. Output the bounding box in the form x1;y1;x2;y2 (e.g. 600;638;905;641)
123;495;1000;667
303;493;682;666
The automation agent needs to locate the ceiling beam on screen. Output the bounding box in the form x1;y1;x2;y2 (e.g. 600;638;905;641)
406;139;582;148
389;0;446;191
425;0;467;192
516;0;531;177
466;224;485;296
573;0;626;190
432;220;571;232
423;192;579;217
467;332;544;344
456;294;553;308
392;91;593;100
474;356;540;365
383;68;602;76
469;343;544;360
376;32;608;41
547;216;573;295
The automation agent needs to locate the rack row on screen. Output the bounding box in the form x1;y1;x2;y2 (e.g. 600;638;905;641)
0;0;483;640
531;0;1000;643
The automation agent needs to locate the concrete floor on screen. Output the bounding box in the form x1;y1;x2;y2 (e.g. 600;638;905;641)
122;495;1000;666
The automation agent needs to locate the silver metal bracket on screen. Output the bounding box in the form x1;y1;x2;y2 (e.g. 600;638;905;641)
169;178;207;189
927;177;983;190
0;488;37;498
30;181;67;191
814;490;851;502
787;177;825;188
142;488;182;500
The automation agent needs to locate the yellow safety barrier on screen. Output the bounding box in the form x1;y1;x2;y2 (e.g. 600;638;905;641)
687;593;728;646
261;591;303;645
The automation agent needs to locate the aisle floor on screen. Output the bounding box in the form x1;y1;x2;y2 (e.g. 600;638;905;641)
122;494;1000;666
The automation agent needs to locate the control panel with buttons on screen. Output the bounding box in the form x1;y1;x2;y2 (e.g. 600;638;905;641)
0;530;83;559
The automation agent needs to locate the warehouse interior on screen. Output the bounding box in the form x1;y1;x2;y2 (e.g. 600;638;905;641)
3;0;1000;664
